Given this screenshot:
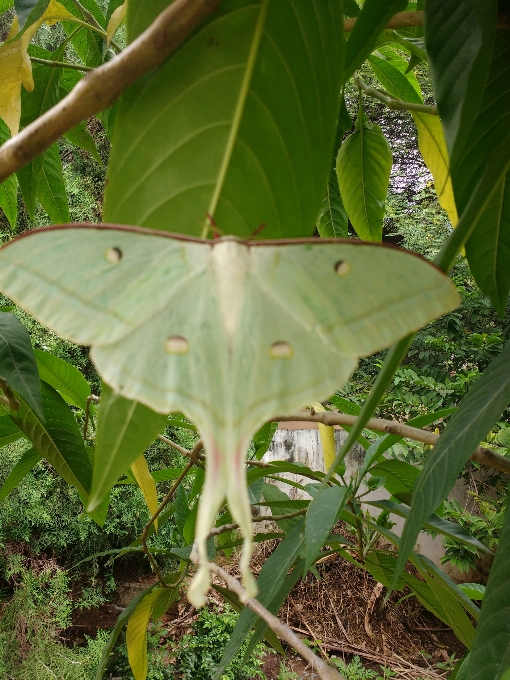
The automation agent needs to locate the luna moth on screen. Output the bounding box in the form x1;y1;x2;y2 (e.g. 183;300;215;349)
0;224;459;606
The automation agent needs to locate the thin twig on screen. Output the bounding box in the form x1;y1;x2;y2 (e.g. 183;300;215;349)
31;56;93;72
0;376;20;411
276;411;510;474
189;546;344;680
210;508;307;537
0;0;220;182
141;440;203;587
158;433;192;457
355;75;438;114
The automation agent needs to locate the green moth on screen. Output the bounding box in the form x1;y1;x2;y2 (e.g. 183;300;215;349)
0;224;459;606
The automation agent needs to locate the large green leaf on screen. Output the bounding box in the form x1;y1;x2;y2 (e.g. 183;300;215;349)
466;504;510;679
305;485;347;573
465;172;510;316
89;384;167;510
0;0;14;13
104;0;344;239
37;142;70;223
0;446;41;501
34;349;90;411
17;47;63;218
368;53;422;104
369;459;420;504
394;341;510;589
343;0;407;80
215;519;305;678
0;312;44;421
11;381;92;496
336;112;392;241
0;414;23;447
0;120;18;229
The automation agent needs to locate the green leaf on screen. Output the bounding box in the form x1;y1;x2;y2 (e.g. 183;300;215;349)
368;53;423;104
466;504;510;678
89;383;167;511
182;499;198;545
317;98;352;239
131;454;159;530
394;341;510;589
252;420;278;460
174;484;190;536
0;0;14;13
0;414;23;447
343;0;360;17
106;0;124;24
0;446;41;501
37;142;70;223
215;519;305;679
11;381;92;496
369;459;420;503
336;115;392;241
465;172;510;316
15;0;47;29
305;485;347;573
262;483;305;533
17;46;63;217
126;587;162;680
104;0;344;239
96;584;156;680
34;348;91;411
64;122;102;164
458;583;485;601
343;0;407;80
0;120;18;228
0;312;44;421
370;500;488;553
151;577;181;621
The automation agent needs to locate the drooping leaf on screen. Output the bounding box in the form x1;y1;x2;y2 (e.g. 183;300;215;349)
37;142;70;223
458;583;485;601
305;485;347;573
311;402;336;470
151;577;181;621
174;483;190;536
252;420;278;460
466;504;510;679
368;52;423;104
64;121;102;164
0;312;44;420
0;445;41;500
413;112;458;226
96;585;156;680
0;119;18;228
126;587;162;680
394;341;510;589
369;459;420;504
317;98;352;239
106;0;126;44
343;0;408;80
215;520;305;678
336;113;393;241
104;0;344;239
131;454;159;531
465;172;510;316
0;414;23;447
11;381;92;496
90;383;167;511
34;348;90;410
370;500;488;553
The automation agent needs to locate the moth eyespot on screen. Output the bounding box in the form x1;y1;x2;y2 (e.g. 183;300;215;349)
105;247;123;264
334;260;351;277
165;336;189;355
270;341;292;359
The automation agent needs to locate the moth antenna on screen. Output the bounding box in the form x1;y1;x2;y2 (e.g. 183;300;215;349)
250;222;266;238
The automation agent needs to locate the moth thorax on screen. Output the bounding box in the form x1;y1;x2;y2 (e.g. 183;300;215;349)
212;240;250;341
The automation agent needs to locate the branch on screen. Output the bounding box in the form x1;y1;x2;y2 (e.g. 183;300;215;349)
0;0;220;182
276;411;510;475
344;10;424;32
354;75;437;114
210;508;307;536
30;57;93;72
189;547;344;680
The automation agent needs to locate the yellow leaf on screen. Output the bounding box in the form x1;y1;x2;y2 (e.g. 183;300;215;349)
106;0;127;45
131;454;159;531
126;588;162;680
0;2;75;136
413;112;458;226
311;402;336;470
